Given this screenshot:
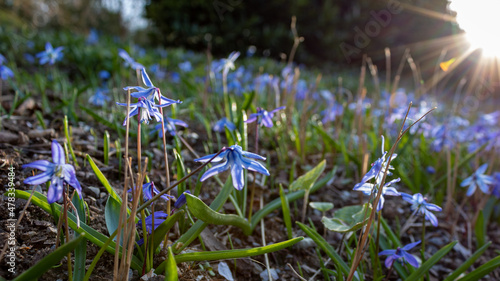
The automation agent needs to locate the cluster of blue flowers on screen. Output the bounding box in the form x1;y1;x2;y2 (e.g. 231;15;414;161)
0;54;14;81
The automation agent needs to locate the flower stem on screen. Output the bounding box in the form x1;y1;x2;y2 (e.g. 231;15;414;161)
248;125;260;221
64;185;73;281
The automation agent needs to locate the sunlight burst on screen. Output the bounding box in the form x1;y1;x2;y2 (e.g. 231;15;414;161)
450;0;500;57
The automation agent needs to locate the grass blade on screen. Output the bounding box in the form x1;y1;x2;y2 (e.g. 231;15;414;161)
443;242;491;281
405;241;457;281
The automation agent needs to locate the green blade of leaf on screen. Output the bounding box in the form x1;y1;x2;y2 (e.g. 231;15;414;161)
186;193;251;235
290;160;326;192
457;253;500;281
103;130;110;165
153;211;184;251
475;210;486;248
13;234;87;281
86;154;122;203
165;247;178;281
173;178;233;254
280;185;293;240
322;204;371;233
72;193;87;281
104;196;124;246
297;222;352;280
443;241;491;281
405;241;457;281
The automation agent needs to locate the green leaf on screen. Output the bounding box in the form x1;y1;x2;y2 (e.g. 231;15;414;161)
322;204;371;233
297;222;353;280
103;130;110;166
405;241;457;281
280;185;293;240
86;154;122;203
153;211;184;252
104;196;124;245
290;160;326;192
443;242;491;281
158;237;303;274
72;193;87;281
186;193;251;235
64;115;79;168
173;178;233;254
475;210;486;248
309;202;334;212
457;253;500;281
165;247;178;281
13;234;87;281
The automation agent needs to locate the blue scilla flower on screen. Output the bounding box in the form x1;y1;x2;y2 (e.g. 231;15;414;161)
491;172;500;198
178;61;192;73
36;42;64;65
213;117;236;132
89;87;110;106
354;136;397;188
139;211;169;234
116;98;164;125
86;29;99;45
118;49;144;70
98;70;111;81
149;64;166;80
322;102;344;123
124;68;181;107
194;145;270;190
174;190;191;210
379;241;420;269
0;65;14;80
246;106;286;128
401;193;442;226
0;54;6;65
461;164;495;196
353;178;401;212
151;117;188;137
22;140;82;204
128;182;173;204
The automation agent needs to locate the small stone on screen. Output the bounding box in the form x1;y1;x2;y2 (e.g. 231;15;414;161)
87;186;100;198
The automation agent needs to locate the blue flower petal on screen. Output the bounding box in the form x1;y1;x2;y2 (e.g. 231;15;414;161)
22;160;51;171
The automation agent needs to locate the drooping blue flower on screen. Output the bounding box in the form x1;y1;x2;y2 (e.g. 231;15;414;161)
0;65;14;80
118;49;144;70
213;117;236;132
194;145;270;190
139;211;169;234
178;61;193;73
174;190;191;209
149;64;166;80
245;106;286;128
36;42;64;65
461;164;495;196
22;140;82;204
354;136;397;189
116;98;164;125
123;68;181;106
151;117;188;137
88;87;110;106
353;178;401;212
401;193;442;226
128;182;173;204
379;241;421;269
0;54;6;65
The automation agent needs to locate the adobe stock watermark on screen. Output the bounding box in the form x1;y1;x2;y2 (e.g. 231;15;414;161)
340;0;403;63
213;0;243;22
5;165;17;275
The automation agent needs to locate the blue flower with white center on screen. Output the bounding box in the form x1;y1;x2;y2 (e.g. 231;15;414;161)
379;241;421;269
194;145;270;190
140;211;169;234
461;164;495;196
151;117;188;137
118;49;144;70
128;182;173;204
401;193;442;226
213;117;236;132
245;106;286;128
354;136;397;189
353;178;401;212
36;42;64;65
22;140;82;204
88;87;110;106
0;65;14;80
124;68;181;107
116;98;163;125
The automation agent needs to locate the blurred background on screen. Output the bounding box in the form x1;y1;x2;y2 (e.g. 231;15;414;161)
1;0;494;89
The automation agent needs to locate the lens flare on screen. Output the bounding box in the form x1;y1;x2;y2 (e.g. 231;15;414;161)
450;0;500;57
